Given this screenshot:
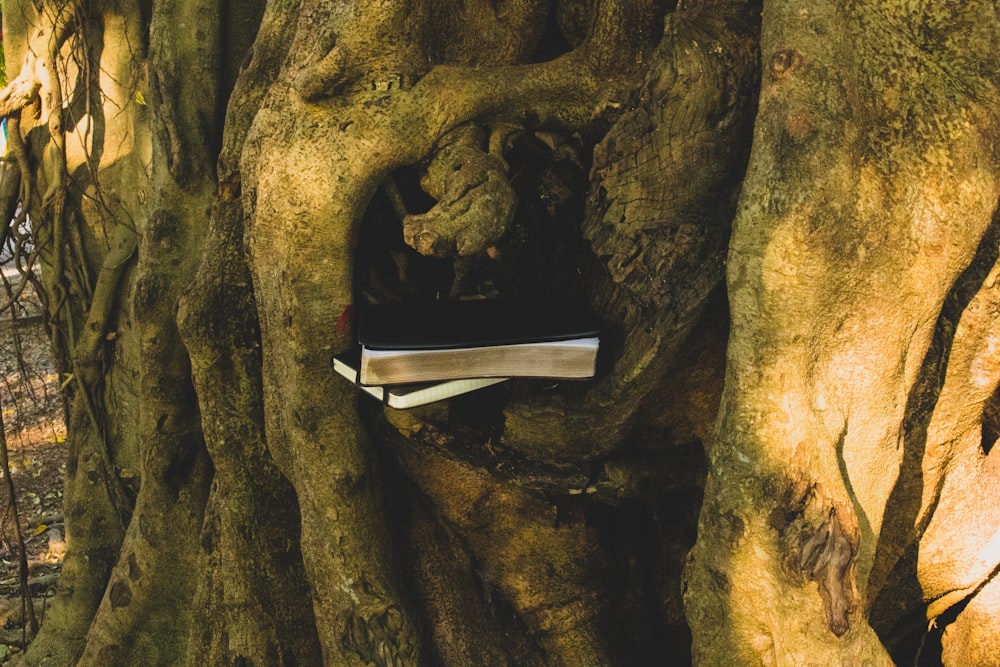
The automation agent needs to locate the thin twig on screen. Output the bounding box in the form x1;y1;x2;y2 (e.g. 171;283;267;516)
0;392;39;638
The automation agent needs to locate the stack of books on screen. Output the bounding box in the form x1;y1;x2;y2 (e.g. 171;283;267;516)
334;298;600;409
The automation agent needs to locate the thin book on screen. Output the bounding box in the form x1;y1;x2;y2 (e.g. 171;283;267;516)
333;352;507;409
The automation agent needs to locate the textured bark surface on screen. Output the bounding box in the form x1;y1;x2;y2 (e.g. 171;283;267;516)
684;1;1000;664
1;0;999;665
0;0;260;664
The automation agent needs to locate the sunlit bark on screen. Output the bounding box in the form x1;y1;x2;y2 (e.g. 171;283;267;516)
685;1;1000;664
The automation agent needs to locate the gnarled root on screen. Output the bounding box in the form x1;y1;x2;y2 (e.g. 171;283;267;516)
404;125;516;257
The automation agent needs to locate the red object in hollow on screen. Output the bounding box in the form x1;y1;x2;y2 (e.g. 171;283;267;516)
336;304;354;337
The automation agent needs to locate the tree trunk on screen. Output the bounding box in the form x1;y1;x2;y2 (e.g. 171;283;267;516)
0;1;998;665
684;1;1000;664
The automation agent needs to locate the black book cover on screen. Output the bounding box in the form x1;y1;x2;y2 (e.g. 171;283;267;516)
357;297;600;351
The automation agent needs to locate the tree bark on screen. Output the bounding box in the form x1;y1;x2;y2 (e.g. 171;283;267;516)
684;1;1000;664
2;0;999;665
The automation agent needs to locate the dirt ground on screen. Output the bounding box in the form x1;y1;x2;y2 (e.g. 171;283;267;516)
0;304;67;658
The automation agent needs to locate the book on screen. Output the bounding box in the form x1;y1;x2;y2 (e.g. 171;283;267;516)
355;298;600;386
334;353;508;409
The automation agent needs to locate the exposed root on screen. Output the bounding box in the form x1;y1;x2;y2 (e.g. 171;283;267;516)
404;126;516;258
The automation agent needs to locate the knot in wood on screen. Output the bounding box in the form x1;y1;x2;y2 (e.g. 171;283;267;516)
770;49;803;78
